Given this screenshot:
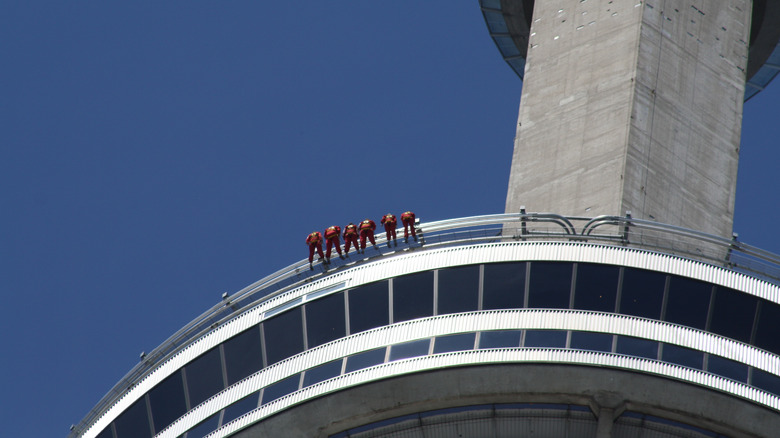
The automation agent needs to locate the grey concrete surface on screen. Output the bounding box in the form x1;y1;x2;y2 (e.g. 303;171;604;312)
504;1;751;240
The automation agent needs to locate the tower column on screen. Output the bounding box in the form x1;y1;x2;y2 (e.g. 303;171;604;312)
505;0;751;239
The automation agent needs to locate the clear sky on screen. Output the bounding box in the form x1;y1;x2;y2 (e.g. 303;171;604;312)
2;3;778;437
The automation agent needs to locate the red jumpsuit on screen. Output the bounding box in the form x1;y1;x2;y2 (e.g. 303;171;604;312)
343;223;359;255
324;225;343;260
401;211;417;241
306;231;325;264
358;219;377;250
381;213;397;246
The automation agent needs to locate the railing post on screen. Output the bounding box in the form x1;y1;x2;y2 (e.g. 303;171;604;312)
622;211;632;245
520;206;527;241
415;217;424;245
726;232;739;267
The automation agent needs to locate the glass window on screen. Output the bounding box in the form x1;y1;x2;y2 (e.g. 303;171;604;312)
185;346;224;408
710;287;757;343
433;333;476;353
263;307;304;365
752;368;780;396
389;339;430;361
113;397;151;438
305;292;346;348
345;348;387;373
148;370;187;434
303;359;343;387
573;263;619;313
479;330;522;349
184;413;220;438
223;327;263;386
619;268;665;319
483;262;525;310
221;392;260;426
616;336;658;360
570;331;613;352
661;344;703;369
437;265;480;315
524;330;567;348
528;262;572;309
95;428;113;438
261;374;300;405
664;276;711;330
754;300;780;355
708;355;748;383
393;272;434;323
348;281;389;334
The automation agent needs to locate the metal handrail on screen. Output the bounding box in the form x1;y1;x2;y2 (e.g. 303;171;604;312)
68;211;780;437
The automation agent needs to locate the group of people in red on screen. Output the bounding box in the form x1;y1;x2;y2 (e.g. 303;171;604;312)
305;211;417;270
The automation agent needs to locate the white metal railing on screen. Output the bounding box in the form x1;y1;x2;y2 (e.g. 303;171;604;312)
68;211;780;438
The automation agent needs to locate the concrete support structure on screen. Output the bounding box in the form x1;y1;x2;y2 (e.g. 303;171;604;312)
505;0;751;239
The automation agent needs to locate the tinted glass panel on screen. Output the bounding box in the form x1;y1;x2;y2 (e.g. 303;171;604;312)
573;263;619;312
479;330;522;349
437;265;480;314
753;369;780;396
616;336;658;360
620;268;665;319
662;344;703;369
114;397;151;438
223;327;263;386
303;359;343;386
306;292;346;348
264;308;304;365
708;355;748;383
433;333;476;353
348;281;388;334
261;374;300;404
528;262;572;309
393;272;434;323
345;348;387;373
524;330;567;348
95;428;113;438
389;339;430;361
754;300;780;355
710;287;757;343
185;347;224;407
483;262;525;310
664;276;711;330
185;413;220;438
570;331;613;352
148;371;187;434
221;392;259;426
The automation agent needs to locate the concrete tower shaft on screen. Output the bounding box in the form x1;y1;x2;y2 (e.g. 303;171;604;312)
505;0;751;239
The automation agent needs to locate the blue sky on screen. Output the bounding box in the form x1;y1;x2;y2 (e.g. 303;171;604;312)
1;3;778;437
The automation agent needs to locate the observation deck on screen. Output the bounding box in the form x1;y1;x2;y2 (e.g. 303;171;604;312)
71;213;780;438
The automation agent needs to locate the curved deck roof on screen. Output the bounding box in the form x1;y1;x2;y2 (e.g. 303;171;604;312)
69;212;780;438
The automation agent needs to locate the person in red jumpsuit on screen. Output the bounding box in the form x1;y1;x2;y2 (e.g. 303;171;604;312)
381;213;398;247
343;223;360;256
401;211;417;243
324;225;345;262
358;218;378;253
306;231;325;270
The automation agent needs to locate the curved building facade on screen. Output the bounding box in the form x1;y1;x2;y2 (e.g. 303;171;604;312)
71;214;780;438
